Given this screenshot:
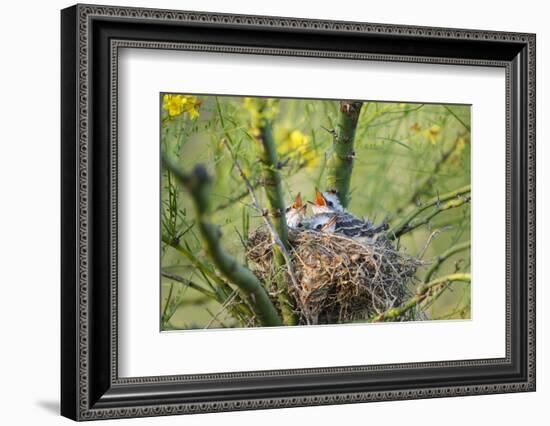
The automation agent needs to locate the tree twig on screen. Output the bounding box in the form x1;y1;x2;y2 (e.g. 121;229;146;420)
369;273;471;322
416;227;451;259
399;195;470;237
222;139;299;287
163;155;283;327
385;185;471;239
423;241;471;283
444;106;471;132
394;137;464;215
161;271;217;299
204;288;240;329
162;232;254;321
222;138;299;325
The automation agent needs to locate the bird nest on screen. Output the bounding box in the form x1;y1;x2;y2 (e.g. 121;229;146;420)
246;226;424;325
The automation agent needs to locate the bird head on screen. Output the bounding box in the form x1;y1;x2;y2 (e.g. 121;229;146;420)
285;193;308;228
309;214;338;233
309;189;344;214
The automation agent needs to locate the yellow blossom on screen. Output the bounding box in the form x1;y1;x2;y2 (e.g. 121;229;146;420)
278;129;309;154
162;94;201;119
449;137;467;165
163;94;185;116
423;124;441;144
276;127;318;170
456;136;466;153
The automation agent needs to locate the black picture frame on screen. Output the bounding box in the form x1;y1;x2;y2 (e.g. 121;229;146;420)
61;4;536;421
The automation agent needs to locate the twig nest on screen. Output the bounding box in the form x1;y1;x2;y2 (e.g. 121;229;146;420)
247;226;423;325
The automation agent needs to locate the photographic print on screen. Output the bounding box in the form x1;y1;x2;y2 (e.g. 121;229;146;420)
160;94;471;330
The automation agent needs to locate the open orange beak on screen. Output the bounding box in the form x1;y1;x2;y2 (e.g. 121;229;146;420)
314;189;327;206
292;192;303;209
292;193;307;214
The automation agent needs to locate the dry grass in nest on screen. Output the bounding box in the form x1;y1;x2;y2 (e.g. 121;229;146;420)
247;226;424;325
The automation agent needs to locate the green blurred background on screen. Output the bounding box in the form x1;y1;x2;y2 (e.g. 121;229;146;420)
160;95;471;330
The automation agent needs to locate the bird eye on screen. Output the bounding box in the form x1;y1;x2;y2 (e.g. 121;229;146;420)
327;201;333;207
316;224;323;230
285;207;291;213
298;223;303;228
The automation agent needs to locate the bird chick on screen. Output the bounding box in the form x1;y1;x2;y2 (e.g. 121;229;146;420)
310;189;344;214
307;213;338;233
285;193;308;229
309;189;388;238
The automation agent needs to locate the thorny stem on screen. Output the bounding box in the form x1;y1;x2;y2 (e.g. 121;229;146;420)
385;184;471;239
394;136;465;215
162;235;254;323
222;138;299;326
369;273;471;322
326;100;363;208
423;241;471;283
239;98;300;325
398;195;470;236
163;155;283;327
254;116;289;248
161;271;217;299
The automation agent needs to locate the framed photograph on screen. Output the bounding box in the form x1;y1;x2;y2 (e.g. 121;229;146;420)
61;4;536;421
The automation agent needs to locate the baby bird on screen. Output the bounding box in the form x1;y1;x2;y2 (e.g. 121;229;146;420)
310;189;388;238
310;189;346;215
307;213;338;233
285;193;308;229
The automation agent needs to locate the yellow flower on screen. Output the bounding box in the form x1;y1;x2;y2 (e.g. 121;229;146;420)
456;136;466;153
162;94;201;119
163;94;185;117
278;129;309;154
276;128;318;171
423;124;441;144
449;137;467;165
290;130;308;148
187;106;200;120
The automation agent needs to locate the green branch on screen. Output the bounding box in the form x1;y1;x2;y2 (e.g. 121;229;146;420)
242;99;298;325
163;156;283;327
370;273;471;322
162;230;254;323
326;100;363;208
255;122;289;247
256;122;299;324
385;184;471;239
161;271;217;299
397;195;470;237
444;106;471;132
394;137;464;215
221;137;299;326
424;241;471;283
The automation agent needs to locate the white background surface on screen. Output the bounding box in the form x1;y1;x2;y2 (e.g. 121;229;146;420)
0;0;547;425
119;49;506;377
